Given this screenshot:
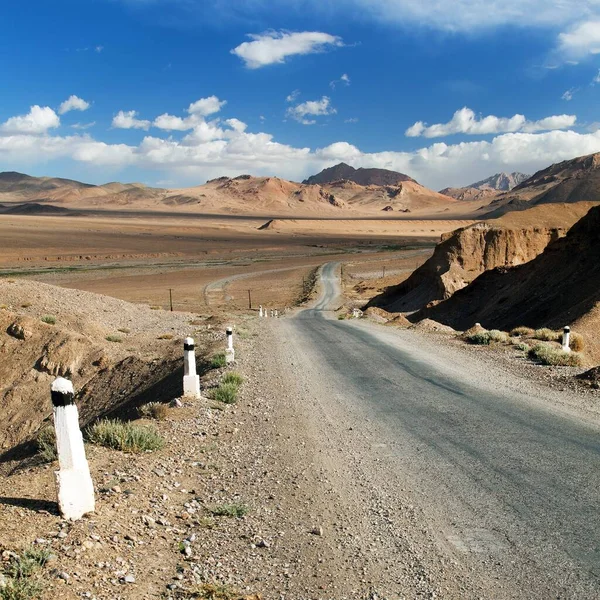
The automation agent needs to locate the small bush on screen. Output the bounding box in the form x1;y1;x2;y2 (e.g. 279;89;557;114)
138;402;169;420
528;343;584;367
466;331;491;345
86;419;164;453
207;503;248;518
1;547;51;600
221;372;243;387
192;582;241;600
35;425;57;463
149;305;162;310
105;335;123;343
534;328;559;342
514;341;530;352
20;303;31;309
488;330;510;344
157;333;174;340
337;314;346;320
40;315;56;325
570;332;585;352
212;382;238;404
117;327;131;334
210;353;227;369
510;326;534;337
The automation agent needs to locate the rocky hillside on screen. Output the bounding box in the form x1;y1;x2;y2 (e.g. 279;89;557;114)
414;205;600;360
469;172;530;191
483;152;600;217
366;203;595;313
303;162;416;186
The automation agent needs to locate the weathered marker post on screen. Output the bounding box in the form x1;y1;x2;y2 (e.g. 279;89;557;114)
51;377;95;521
226;327;235;363
562;326;571;352
183;337;201;398
259;305;263;318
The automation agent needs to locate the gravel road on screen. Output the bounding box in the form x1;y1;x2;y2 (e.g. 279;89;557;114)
263;262;600;598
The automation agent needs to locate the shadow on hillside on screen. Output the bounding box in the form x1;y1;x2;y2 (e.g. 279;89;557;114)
0;496;58;515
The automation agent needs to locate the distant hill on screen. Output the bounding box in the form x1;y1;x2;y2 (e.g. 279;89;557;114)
469;172;530;191
483;153;600;217
303;162;416;186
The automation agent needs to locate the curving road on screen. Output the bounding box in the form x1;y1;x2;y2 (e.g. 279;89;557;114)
278;262;600;598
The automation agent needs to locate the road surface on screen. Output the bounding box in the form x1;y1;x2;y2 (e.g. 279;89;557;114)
275;262;600;598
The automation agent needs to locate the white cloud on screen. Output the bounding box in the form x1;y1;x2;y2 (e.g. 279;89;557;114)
71;122;96;130
287;96;336;125
562;88;576;101
593;70;600;84
187;96;226;116
112;110;151;130
153;113;197;131
95;45;104;53
330;73;351;89
286;90;300;103
557;19;600;62
231;31;343;69
0;105;60;135
58;95;91;115
406;107;576;138
345;117;359;123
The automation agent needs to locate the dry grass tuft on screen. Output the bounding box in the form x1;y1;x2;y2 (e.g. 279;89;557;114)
138;401;169;420
86;419;165;453
510;326;534;337
533;328;559;342
528;343;584;367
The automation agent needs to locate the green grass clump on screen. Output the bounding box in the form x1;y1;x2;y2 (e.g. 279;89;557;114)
528;343;584;367
86;419;164;453
210;353;227;369
466;331;491;345
191;582;242;600
337;314;346;320
207;503;248;518
138;402;169;420
221;372;243;387
488;330;510;344
35;425;57;463
570;332;585;352
533;328;559;342
514;341;530;352
212;382;239;404
40;315;56;325
510;326;534;337
105;334;123;343
0;547;51;600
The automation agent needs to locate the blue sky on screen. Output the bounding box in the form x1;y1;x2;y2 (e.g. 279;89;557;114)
1;0;600;190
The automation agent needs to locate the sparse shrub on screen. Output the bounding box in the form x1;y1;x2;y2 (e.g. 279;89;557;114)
40;315;56;325
570;332;585;352
20;303;31;308
466;331;491;345
105;335;123;343
35;425;57;462
488;330;510;344
117;327;130;334
534;328;559;342
149;305;162;310
212;382;238;404
0;304;8;310
138;402;169;420
86;419;164;453
514;341;530;352
1;547;51;600
207;503;248;518
210;353;227;369
192;582;241;600
221;372;243;387
157;333;174;340
510;326;534;337
337;314;346;320
528;343;584;367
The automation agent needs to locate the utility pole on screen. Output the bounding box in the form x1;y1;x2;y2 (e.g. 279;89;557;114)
168;288;173;312
247;289;252;310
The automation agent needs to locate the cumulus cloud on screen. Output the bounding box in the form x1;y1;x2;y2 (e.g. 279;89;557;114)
3;96;600;191
287;96;336;125
0;105;60;135
112;110;151;130
71;122;96;130
286;90;300;103
562;88;576;101
557;19;600;62
58;95;91;115
231;31;343;69
153;113;197;131
330;73;351;89
188;96;226;116
406;107;576;138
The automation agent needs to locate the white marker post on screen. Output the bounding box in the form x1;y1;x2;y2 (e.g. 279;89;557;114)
264;309;268;319
226;327;235;364
270;309;274;318
183;337;201;398
275;310;278;318
51;377;95;521
562;326;571;352
259;305;263;318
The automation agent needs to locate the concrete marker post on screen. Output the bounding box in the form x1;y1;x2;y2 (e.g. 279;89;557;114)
259;305;263;318
275;310;278;318
562;326;571;353
51;377;95;521
183;337;201;398
226;326;235;363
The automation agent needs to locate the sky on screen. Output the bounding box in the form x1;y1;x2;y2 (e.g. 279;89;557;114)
2;0;600;190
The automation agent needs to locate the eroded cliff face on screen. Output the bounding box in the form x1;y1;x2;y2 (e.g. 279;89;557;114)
367;223;565;313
